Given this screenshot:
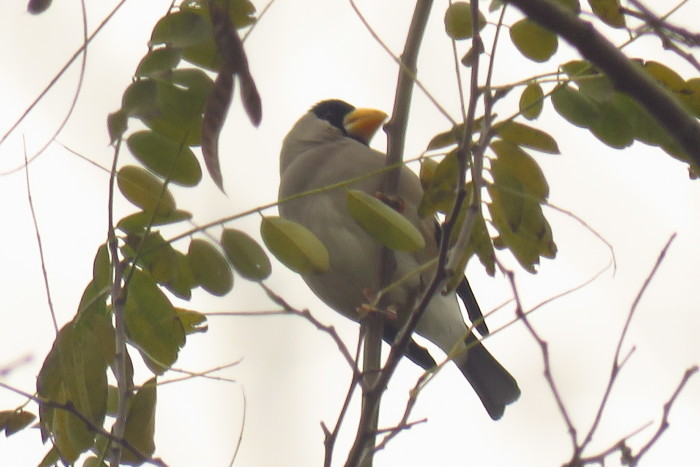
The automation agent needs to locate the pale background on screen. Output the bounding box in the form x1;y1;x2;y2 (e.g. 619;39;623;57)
1;1;699;466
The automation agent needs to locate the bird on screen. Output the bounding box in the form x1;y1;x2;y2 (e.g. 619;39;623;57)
278;99;520;420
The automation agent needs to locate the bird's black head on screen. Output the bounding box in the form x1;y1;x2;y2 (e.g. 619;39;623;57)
311;99;355;135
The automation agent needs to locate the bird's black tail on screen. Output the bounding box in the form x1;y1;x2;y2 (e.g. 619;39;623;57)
456;335;520;420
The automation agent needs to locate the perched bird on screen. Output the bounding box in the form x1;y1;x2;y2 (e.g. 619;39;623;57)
278;99;520;419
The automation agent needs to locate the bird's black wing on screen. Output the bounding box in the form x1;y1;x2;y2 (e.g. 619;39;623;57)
382;325;437;370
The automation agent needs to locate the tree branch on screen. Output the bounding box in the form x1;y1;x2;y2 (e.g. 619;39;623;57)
504;0;700;169
345;1;434;465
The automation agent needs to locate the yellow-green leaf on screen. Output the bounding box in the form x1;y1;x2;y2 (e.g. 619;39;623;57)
261;217;329;275
188;238;234;295
510;18;558;62
221;229;272;281
519;82;544;120
2;410;36;436
444;2;486;40
426;124;463;150
125;270;185;374
150;10;211;48
418;153;460;217
561;60;614;102
346;190;425;252
680;78;700;117
590;94;635;149
588;0;625;28
494;121;560;154
126;131;202;187
176;308;209;335
551;84;600;128
117;209;193;233
419;157;440;190
107;110;127;144
121;378;157;464
490;140;549;200
117;165;176;216
92;243;111;292
135;47;182;78
124;232;177;285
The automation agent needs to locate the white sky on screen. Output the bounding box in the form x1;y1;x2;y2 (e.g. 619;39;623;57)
1;1;699;466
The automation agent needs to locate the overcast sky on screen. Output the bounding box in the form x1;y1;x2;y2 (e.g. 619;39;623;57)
1;1;699;466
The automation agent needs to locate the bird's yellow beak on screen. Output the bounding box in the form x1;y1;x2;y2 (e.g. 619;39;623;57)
343;108;388;145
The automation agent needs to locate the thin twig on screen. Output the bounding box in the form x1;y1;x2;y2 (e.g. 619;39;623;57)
259;284;361;377
504;267;579;452
578;234;677;455
228;386;247;467
1;0;125;174
107;135;129;467
323;331;364;467
22;137;58;333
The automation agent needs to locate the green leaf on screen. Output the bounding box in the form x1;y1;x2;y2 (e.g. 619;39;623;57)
117;209;193;233
117;165;176;216
176;308;209;335
444;2;486;40
419;157;440;190
418;153;459;217
36;321;108;463
590;94;635;149
615;93;671;147
38;448;60;467
124;232;177;286
551;84;600;128
121;378;157;464
444;200;496;289
261;217;329;275
561;60;614;102
142;70;213;146
426;124;463;150
510;18;558;62
121;79;159;120
221;229;272;281
150;10;211;48
490;140;549;200
519;82;544;120
680;78;700;117
588;0;625;28
188;238;234;295
92;244;111;293
135;47;182;78
182;39;222;72
107;110;127;144
494;121;560;154
2;410;36;436
126;130;202;186
125;269;185;374
163;249;197;300
346;190;425;252
487;141;555;271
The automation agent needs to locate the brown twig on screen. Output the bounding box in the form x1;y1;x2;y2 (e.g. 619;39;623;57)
504;268;579;452
576;235;677;457
22;137;58;333
344;1;434;465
